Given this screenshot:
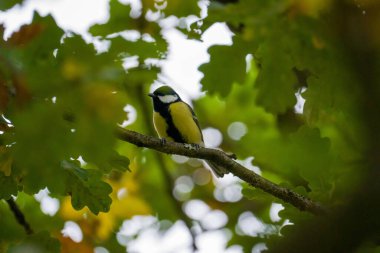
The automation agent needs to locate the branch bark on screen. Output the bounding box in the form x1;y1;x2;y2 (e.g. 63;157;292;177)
6;198;33;235
116;127;326;215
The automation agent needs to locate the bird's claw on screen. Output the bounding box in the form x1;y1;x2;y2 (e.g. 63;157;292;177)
227;153;237;160
160;138;167;146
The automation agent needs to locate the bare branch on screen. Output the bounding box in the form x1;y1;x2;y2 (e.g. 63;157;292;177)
6;198;33;235
116;127;326;215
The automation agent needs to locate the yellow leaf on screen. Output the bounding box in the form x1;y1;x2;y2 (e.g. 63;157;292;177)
62;57;86;80
60;197;88;220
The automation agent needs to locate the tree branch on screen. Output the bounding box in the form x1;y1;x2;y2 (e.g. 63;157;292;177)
6;198;33;235
116;127;326;215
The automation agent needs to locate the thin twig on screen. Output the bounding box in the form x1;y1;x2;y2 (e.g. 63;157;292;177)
116;127;326;215
6;198;33;235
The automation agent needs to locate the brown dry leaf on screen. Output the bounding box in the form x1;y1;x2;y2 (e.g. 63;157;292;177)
8;23;44;47
59;235;94;253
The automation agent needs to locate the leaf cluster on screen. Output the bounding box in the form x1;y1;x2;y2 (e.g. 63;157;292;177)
0;0;379;252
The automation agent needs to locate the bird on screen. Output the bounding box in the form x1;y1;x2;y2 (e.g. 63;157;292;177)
148;85;229;177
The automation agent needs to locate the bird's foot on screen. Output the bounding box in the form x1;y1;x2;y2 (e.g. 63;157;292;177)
159;138;167;146
226;152;237;160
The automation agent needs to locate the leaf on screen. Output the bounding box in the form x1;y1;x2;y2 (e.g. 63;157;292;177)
199;37;249;96
288;126;332;192
62;160;112;214
12;101;73;194
0;146;12;176
254;38;298;114
9;13;64;61
59;235;93;253
109;36;165;61
0;201;24;242
107;150;130;172
5;13;65;97
0;172;18;199
124;66;160;85
142;0;200;17
0;0;23;11
0;79;10;112
89;0;133;36
94;150;131;173
67;85;124;169
242;186;275;202
58;36;122;81
7;231;60;253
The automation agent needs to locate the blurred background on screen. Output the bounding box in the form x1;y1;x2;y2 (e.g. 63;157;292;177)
1;0;380;252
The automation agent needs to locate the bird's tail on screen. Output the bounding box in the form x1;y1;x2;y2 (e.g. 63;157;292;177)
206;161;229;178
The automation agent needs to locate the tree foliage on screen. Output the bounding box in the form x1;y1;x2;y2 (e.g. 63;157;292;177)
1;0;380;252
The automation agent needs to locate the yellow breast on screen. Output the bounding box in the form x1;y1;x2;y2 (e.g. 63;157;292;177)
152;102;204;145
153;111;174;141
169;102;204;145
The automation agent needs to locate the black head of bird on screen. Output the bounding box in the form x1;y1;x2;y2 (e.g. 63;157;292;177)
148;85;181;111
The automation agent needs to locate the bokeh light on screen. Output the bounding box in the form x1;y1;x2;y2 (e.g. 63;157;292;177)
34;188;60;216
61;221;83;243
202;127;223;148
227;122;248;141
183;199;210;220
173;175;194;201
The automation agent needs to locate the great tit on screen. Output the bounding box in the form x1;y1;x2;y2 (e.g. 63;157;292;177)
148;85;228;178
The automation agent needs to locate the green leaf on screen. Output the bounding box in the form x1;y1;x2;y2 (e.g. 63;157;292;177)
0;146;13;176
288;126;332;192
141;0;200;17
199;37;249;96
89;0;133;36
94;150;130;173
62;160;112;214
0;201;24;243
7;231;60;253
109;36;165;61
0;172;18;199
0;0;23;11
254;39;298;114
12;102;73;194
242;182;275;202
107;150;130;172
124;66;160;86
57;35;125;83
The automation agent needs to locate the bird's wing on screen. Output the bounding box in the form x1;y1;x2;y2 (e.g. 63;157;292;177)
187;104;204;143
187;103;204;145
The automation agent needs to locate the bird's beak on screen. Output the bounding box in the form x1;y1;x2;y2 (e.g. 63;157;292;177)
148;93;155;98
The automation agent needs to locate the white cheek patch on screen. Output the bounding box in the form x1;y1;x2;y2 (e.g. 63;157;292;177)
158;94;178;103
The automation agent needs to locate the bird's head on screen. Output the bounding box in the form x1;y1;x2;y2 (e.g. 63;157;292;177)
148;86;181;104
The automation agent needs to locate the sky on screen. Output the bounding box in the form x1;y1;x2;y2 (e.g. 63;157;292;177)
0;1;285;252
